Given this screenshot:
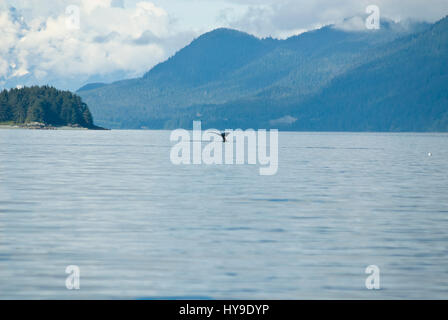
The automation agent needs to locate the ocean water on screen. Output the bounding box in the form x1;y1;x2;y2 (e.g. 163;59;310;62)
0;129;447;299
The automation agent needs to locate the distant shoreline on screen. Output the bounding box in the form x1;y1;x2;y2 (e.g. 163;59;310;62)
0;124;108;130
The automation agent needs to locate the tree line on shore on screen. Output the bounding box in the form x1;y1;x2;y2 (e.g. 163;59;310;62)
0;86;96;128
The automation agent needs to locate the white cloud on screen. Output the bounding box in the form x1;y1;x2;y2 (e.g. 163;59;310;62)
217;0;448;38
81;0;111;14
0;0;196;90
334;16;368;32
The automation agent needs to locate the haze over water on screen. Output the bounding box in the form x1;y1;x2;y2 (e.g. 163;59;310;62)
0;130;447;299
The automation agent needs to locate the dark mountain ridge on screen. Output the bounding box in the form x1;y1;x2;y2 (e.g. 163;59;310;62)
77;17;447;131
144;28;278;87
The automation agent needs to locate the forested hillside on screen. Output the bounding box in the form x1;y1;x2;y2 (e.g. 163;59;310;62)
0;86;99;128
77;17;448;131
192;16;448;132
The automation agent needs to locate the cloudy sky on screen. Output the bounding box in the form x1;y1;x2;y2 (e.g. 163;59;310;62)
1;0;448;90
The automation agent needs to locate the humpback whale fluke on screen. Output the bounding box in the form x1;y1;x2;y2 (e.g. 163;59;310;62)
212;131;230;142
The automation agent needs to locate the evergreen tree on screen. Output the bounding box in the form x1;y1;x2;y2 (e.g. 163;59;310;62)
25;100;46;123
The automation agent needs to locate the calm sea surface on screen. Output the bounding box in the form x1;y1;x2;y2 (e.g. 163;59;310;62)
0;130;447;299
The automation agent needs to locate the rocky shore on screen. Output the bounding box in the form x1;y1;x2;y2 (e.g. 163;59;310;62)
0;122;108;130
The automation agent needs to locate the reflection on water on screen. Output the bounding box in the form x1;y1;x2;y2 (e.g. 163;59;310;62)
0;130;447;299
